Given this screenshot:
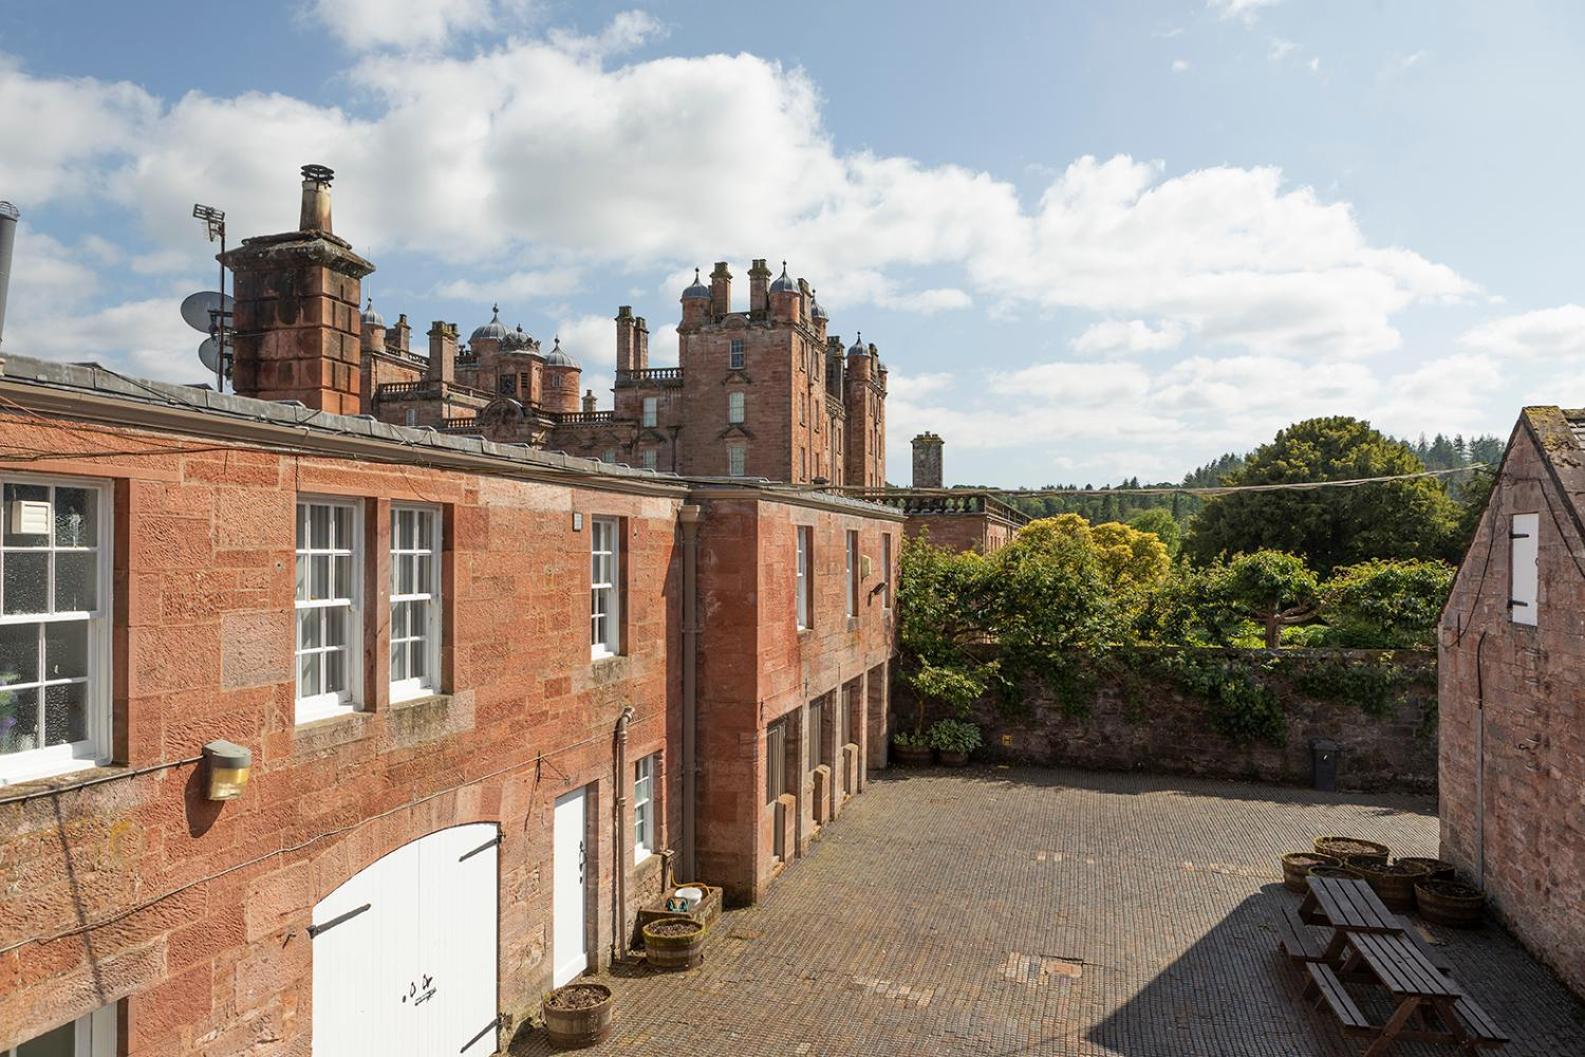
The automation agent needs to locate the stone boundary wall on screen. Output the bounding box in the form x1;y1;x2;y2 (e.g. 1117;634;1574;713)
892;649;1438;793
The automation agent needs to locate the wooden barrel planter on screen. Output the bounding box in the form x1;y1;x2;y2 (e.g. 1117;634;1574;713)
1356;861;1431;911
1416;880;1485;927
543;983;614;1050
1281;852;1340;893
643;919;706;971
1308;865;1364;880
891;741;933;766
1313;836;1389;866
1396;856;1456;881
938;750;969;767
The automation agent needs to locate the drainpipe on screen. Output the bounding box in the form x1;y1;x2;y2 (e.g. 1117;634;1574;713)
679;504;702;880
1474;630;1487;890
612;704;634;962
0;201;18;360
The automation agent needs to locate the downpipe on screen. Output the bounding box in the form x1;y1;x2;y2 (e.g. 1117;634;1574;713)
612;704;634;962
679;504;702;880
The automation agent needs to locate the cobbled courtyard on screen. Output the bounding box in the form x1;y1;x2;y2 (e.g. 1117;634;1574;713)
512;767;1585;1056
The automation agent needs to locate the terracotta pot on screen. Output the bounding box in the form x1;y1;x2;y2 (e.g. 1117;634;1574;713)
543;983;613;1050
643;919;706;971
937;749;969;767
1281;852;1341;893
1314;836;1390;865
1416;880;1485;927
891;742;933;766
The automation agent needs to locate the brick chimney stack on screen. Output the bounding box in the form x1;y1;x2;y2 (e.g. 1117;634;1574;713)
709;261;732;318
748;258;771;318
223;164;374;414
427;321;457;384
912;432;944;489
390;313;411;355
583;389;597;413
634;315;649;369
615;306;637;372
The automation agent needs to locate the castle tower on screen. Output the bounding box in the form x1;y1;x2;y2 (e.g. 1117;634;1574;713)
223;164;374;414
912;432;943;489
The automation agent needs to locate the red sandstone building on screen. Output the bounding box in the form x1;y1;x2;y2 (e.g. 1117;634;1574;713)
0;169;899;1055
856;431;1027;553
1439;404;1585;1001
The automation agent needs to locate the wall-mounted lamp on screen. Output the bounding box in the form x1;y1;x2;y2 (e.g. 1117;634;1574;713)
203;740;252;801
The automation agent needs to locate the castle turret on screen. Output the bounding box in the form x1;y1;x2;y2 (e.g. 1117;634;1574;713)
912;432;944;489
680;268;710;332
769;262;800;323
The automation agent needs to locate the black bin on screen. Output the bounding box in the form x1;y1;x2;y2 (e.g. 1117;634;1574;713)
1310;738;1340;792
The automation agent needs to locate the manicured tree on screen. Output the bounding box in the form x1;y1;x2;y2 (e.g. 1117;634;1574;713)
895;537;993;739
1184;416;1460;573
1318;558;1457;648
1216;550;1321;648
981;515;1130;656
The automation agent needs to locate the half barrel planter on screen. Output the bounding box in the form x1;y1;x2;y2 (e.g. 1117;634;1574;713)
643;919;706;971
543;984;614;1050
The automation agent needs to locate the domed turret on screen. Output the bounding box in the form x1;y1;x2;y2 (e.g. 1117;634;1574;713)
810;290;828;321
848;331;866;357
681;268;710;301
542;335;579;368
502;323;534;352
469;304;509;346
360;296;385;329
359;297;387;353
769;261;798;294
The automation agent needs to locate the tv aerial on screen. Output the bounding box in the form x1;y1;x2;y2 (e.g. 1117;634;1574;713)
189;202;230;391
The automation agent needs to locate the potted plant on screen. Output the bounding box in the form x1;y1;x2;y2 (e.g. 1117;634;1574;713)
1415;879;1485;927
643;918;706;970
542;982;614;1049
1280;852;1340;892
927;718;982;766
891;729;933;766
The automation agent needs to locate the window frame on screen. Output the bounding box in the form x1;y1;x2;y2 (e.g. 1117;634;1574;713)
727;390;746;425
729;338;745;370
640;448;658;471
7;1004;117;1057
633;753;657;862
590;517;622;660
0;473;112;786
808;697;824;771
1510;512;1539;626
727;445;747;478
294;496;364;724
642;396;658;428
795;526;812;630
881;533;893;611
845;529;859;619
389;504;442;703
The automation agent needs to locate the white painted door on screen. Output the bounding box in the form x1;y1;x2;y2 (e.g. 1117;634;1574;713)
311;823;500;1057
553;787;590;987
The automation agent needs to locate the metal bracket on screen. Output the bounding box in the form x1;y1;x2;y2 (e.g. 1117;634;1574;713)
459;833;503;863
461;1014;504;1052
307;902;371;938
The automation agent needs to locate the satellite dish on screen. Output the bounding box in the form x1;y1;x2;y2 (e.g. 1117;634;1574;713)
198;337;222;373
181;290;234;334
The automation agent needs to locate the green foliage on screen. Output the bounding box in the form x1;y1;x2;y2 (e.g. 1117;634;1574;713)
1127;507;1182;557
927;718;983;754
892;729;928;748
1287;654;1418;719
1317;559;1457;648
896;539;988;668
982;515;1133;658
1218;550;1321;648
1154;653;1286;745
1185;416;1461;573
908;663;987;717
1091;520;1172;587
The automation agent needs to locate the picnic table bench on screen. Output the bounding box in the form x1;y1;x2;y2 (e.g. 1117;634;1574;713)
1280;875;1508;1054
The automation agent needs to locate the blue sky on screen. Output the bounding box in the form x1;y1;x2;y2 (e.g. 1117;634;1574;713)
4;0;1585;486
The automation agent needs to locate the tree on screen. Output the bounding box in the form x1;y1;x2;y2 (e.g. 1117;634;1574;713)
1127;507;1182;557
1091;520;1172;585
1216;550;1320;648
1318;559;1456;647
1184;416;1460;572
980;515;1131;656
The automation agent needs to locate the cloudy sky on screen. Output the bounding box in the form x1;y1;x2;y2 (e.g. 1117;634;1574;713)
3;0;1583;486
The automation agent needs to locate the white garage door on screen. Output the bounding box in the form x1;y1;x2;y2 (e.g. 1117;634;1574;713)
311;823;501;1057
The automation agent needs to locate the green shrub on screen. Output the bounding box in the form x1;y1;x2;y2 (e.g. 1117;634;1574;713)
927;718;983;754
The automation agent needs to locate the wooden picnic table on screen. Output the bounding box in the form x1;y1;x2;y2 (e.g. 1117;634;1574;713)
1286;875;1508;1054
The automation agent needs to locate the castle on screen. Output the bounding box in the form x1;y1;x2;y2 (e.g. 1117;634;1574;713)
349;258;887;486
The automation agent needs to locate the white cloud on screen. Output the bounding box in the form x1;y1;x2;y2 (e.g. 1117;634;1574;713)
1208;0;1282;25
1381;51;1427;79
1071;319;1184;355
0;14;1472;381
435;267;585;303
1268;38;1297;62
303;0;539;53
1307;56;1322;74
987;361;1153;403
1459;305;1585;360
1171;59;1191;73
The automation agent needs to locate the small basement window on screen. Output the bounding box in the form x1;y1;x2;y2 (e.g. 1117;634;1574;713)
1510;512;1539;626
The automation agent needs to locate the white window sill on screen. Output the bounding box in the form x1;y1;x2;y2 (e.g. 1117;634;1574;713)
634;846;653;865
389;682;439;705
591;647;620;663
0;751;103;788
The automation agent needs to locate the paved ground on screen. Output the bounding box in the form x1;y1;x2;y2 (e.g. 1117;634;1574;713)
510;767;1585;1056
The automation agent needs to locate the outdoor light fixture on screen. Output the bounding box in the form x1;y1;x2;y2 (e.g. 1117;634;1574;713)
203;740;252;801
